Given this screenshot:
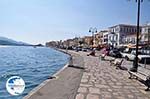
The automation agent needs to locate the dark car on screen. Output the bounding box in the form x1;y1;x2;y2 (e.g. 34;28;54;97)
75;47;82;52
82;48;88;52
109;49;122;58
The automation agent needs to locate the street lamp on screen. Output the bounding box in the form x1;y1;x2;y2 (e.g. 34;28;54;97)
89;27;97;47
130;0;143;72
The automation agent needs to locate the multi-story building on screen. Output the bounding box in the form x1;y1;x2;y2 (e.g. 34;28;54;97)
108;24;142;47
124;34;136;45
94;33;101;47
83;36;93;47
141;24;150;45
102;30;109;45
95;31;106;46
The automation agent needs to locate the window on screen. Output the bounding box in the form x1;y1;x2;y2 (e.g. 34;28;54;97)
135;28;136;33
109;36;111;40
120;27;122;32
131;28;133;33
148;28;150;33
140;29;142;33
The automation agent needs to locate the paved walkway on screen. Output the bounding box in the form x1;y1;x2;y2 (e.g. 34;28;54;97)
75;52;150;99
24;50;84;99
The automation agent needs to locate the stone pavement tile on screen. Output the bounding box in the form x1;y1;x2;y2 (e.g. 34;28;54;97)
108;82;115;86
112;85;122;89
112;92;120;96
100;92;112;98
89;87;100;94
81;78;88;83
80;84;93;87
116;82;123;86
137;97;149;99
88;81;94;85
123;86;136;89
130;89;141;93
86;94;99;99
101;95;112;99
112;88;123;92
75;93;85;99
78;87;88;93
107;88;113;92
127;94;135;99
133;92;146;97
115;96;127;99
122;89;132;94
95;84;109;88
82;75;89;79
99;88;109;92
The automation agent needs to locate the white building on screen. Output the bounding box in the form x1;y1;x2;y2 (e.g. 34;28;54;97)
102;30;109;45
108;24;142;47
141;24;150;44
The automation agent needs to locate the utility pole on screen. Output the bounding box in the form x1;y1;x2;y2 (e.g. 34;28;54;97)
130;0;143;72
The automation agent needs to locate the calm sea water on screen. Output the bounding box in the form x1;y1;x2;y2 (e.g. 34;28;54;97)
0;46;69;99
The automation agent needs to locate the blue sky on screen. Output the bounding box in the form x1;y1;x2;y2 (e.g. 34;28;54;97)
0;0;149;44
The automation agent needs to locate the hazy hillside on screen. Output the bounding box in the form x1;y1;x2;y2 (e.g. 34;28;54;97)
0;36;30;46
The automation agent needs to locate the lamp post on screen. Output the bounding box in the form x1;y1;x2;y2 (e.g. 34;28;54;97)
130;0;143;72
89;27;97;48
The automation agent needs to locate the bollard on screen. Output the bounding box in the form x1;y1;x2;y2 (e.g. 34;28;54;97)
144;59;147;68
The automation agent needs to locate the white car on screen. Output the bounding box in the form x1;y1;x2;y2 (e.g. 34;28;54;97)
121;51;135;61
121;50;150;64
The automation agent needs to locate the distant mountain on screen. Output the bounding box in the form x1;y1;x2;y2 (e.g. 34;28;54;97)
0;36;31;46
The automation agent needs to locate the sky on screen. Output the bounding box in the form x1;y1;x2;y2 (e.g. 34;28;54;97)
0;0;150;44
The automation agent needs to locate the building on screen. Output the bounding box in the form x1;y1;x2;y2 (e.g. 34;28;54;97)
83;36;93;47
141;24;150;45
62;39;76;48
94;33;100;47
108;32;118;47
124;34;136;45
94;31;105;47
102;30;109;45
108;24;142;47
45;41;58;47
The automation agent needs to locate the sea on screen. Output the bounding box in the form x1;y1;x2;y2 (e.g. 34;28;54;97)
0;46;69;99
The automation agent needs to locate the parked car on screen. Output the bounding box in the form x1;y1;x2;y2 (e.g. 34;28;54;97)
138;55;150;64
122;50;150;64
82;48;88;52
127;51;143;61
75;47;82;52
131;50;150;64
121;48;137;60
109;49;122;58
141;49;150;55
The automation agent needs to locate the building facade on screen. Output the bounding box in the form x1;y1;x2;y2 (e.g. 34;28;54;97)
108;24;142;47
102;30;109;45
141;24;150;45
83;36;93;47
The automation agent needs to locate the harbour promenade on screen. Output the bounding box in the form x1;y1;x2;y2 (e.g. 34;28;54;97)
75;51;150;99
24;50;84;99
24;50;150;99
